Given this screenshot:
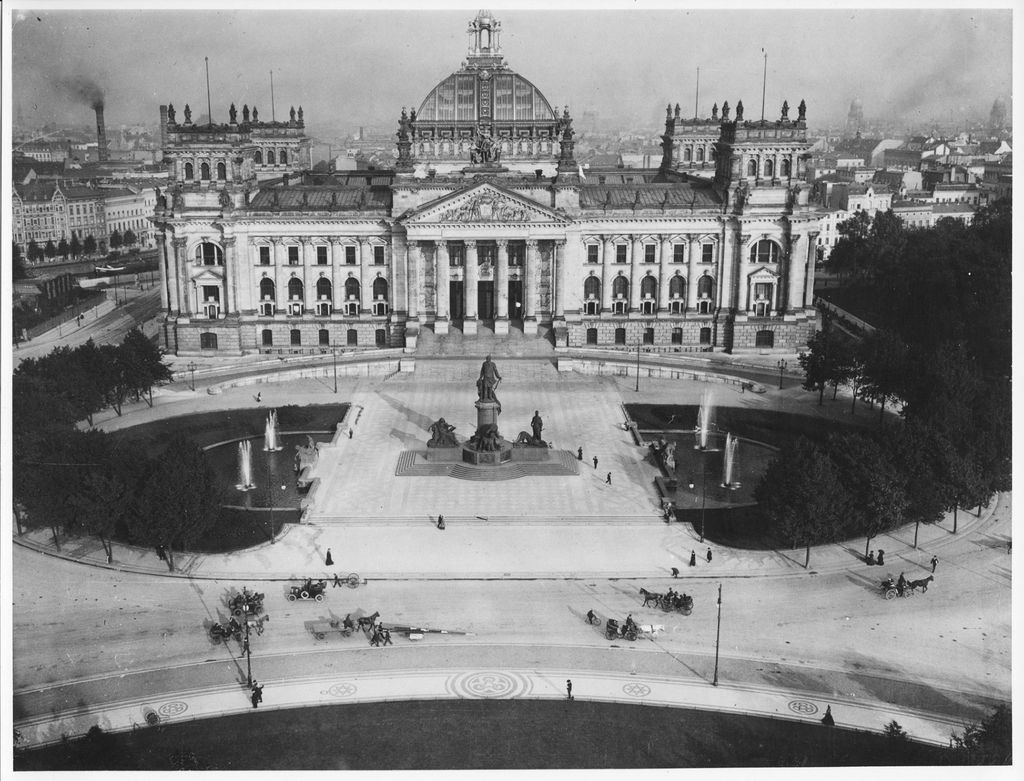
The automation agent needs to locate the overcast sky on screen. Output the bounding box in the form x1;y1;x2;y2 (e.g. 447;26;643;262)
9;4;1013;136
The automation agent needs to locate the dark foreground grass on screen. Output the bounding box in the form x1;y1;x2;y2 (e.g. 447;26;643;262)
15;700;949;770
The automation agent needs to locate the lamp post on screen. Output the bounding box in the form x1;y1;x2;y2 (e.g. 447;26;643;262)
635;340;641;392
242;600;253;687
776;358;788;390
332;341;338;394
187;361;197;392
713;583;722;686
688;469;708;543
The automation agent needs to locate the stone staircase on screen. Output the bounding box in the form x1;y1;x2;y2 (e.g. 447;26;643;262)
408;358;560;383
394;449;579;480
416;322;555;358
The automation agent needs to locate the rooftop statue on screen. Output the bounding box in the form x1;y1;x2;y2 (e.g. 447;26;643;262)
183;104;192;123
229;103;237;124
242;104;250;123
252;105;259;122
167;103;176;123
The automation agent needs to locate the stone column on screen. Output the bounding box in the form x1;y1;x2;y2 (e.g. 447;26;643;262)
358;238;370;314
554;240;566;319
803;232;818;308
601;236;614;312
172;236;188;315
658;236;671;311
301;238;313;312
157;231;171;312
435;241;450;335
786;233;805;312
222;235;236;316
464;239;479;334
495;239;510;335
524;239;539;334
687;235;700;309
329;239;341;311
407;240;420;321
629;235;643;311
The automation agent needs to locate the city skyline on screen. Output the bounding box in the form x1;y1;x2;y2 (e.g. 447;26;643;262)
9;5;1013;136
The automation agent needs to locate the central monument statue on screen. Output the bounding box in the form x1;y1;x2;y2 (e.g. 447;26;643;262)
476;354;502;411
463;354;512;465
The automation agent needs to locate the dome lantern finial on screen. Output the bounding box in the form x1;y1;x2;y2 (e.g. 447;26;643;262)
467;9;501;59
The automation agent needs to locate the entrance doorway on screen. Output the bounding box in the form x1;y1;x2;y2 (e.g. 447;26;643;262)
508;280;523;321
478;282;494;321
449;281;464;321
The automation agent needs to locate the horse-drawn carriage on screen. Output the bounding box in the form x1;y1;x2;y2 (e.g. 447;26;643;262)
880;575;933;600
228;587;266;616
310;614;356;640
287;579;327;602
640;587;694;615
209;617;242;643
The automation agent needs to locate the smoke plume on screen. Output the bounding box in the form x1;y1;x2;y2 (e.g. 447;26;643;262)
56;74;104;110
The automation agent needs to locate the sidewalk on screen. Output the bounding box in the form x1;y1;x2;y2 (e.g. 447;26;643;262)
13;666;966;749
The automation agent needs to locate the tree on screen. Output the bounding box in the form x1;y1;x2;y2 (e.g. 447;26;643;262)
109;230;122;250
44;239;57;260
27;239;42;264
857;329;909;425
83;234;97;255
122;229;137;247
886;420;948;548
130;435;223;571
58;238;70;259
755;437;848;568
119;328;173;406
12;242;28;279
826;210;871;279
799;320;853;405
69;234;82;258
950;705;1012;764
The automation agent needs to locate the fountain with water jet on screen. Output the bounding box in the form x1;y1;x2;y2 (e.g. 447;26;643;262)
236;440;256;491
264;409;283;452
721;432;740;489
694;390;717;451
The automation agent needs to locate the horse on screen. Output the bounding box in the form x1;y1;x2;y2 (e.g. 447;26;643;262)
357;611;380;631
640;587;663;608
907;575;933;593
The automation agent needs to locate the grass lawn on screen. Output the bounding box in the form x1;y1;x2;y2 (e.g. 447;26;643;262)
15;700;949;770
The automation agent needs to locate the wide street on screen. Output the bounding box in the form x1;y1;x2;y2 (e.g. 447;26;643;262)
10;362;1013;753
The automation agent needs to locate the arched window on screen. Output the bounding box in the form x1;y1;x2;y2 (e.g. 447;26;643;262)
184;162;194;179
316;277;332;300
710;147;717;161
200;162;210;180
254;150;263;165
195;242;223;266
267;150;276;165
259;278;276;300
697;275;715;299
612;276;629;299
586;328;598;345
781;159;791;177
682;147;692;162
695;147;704;162
290;329;301;346
288;278;304;300
747;159;757;176
584;276;601;300
346;328;358;346
280;150;287;165
345;278;361;301
261;329;273;347
764;159;775;178
200;332;218;350
669;276;685;298
372;277;389;301
216;162;227;180
749;240;780;264
614;327;626;345
755;330;775;348
319;329;330;346
640;276;657;299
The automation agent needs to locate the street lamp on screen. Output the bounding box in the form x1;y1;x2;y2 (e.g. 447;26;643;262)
187;361;197;392
332;341;338;394
688;470;708;543
776;358;788;390
713;583;722;686
635;340;641;392
242;600;253;687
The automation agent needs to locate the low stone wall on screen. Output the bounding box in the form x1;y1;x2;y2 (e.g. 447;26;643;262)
559;356;766;393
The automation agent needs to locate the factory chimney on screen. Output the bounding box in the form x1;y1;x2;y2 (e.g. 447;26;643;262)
94;103;109;162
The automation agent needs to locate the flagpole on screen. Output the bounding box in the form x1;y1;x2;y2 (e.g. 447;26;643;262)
760;49;767;122
694;66;700;119
205;57;213;125
270;70;276;122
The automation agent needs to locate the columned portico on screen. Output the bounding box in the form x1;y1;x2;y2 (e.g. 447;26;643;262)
524;239;539;334
495;239;510;334
464;239;479;334
435;240;450;334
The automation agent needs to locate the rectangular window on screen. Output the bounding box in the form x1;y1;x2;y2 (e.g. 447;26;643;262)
644;245;656;263
317;246;328;265
587;245;599;264
450;244;465;267
508;244;523;267
259;246;271;265
673;245;685;263
755;283;772;299
616;245;627;264
702;244;714;264
374;246;385;265
346;245;357;265
288;246;300;265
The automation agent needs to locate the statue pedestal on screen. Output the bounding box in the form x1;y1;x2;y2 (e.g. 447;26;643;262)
462;399;512;465
475;399;500;429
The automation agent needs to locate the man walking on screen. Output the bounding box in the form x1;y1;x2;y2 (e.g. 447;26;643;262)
706;547;713;563
251;682;264;709
333;573;342;588
593;455;599;470
577;446;583;461
930;555;938;573
382;628;393;646
437;515;446;530
605;472;612;485
566;679;573;701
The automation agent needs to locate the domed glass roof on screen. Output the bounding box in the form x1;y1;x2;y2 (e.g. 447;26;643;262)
416;70;556;124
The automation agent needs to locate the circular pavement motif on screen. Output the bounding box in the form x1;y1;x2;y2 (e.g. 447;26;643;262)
622;682;651;698
323;682;358;698
449;671;530;699
158;701;188;717
788;699;819;715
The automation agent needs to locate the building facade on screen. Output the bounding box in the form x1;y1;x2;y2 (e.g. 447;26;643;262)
154;12;820;357
13;182;108;257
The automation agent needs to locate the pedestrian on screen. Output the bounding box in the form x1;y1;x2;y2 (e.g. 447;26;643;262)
671;567;679;578
930;555;938;573
821;705;834;726
382;628;393;646
876;549;885;566
437;515;445;530
325;548;334;566
867;550;876;566
370;628;381;647
689;550;697;567
706;547;713;563
593;455;598;470
586;609;597;625
566;679;573;701
332;573;342;588
577;446;583;461
156;544;167;562
348;428;353;439
606;472;612;485
256;392;262;403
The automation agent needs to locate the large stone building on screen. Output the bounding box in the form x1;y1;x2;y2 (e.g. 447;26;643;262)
153;11;820;356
